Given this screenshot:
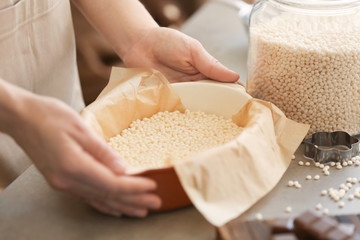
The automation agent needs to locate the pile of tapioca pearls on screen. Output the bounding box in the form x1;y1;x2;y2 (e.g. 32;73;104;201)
286;155;360;216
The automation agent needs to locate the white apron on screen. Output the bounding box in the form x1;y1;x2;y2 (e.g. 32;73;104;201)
0;0;84;189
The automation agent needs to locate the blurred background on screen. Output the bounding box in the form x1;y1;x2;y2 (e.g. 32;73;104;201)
71;0;207;106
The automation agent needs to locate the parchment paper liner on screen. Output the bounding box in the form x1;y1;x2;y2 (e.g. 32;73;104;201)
81;67;185;143
80;67;309;225
175;100;309;226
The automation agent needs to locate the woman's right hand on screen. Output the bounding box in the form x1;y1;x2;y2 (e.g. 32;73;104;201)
0;81;161;217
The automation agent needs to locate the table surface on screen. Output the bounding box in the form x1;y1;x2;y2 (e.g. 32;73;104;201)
2;1;360;239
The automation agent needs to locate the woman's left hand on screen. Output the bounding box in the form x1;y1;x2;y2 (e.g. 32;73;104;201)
122;27;239;83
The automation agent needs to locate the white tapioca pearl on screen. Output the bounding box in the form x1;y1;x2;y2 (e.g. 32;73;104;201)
323;209;329;216
285;206;292;213
288;181;294;187
255;213;263;220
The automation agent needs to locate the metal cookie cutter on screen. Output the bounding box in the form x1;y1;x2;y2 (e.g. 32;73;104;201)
304;131;360;163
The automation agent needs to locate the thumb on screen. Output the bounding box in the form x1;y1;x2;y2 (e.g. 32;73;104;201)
76;130;127;175
191;40;239;82
95;143;127;175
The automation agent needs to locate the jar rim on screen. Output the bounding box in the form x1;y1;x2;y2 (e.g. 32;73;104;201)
270;0;360;10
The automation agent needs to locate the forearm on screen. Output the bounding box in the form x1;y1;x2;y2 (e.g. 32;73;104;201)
0;79;32;137
72;0;159;59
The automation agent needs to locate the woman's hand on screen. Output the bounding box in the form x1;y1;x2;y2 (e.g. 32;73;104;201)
1;82;161;217
123;27;239;83
72;0;239;83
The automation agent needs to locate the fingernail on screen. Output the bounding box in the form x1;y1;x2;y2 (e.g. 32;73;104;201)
112;157;127;174
150;201;161;209
111;211;122;217
134;209;147;218
149;198;162;209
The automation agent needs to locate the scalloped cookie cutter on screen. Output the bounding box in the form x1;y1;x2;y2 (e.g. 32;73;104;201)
304;131;360;163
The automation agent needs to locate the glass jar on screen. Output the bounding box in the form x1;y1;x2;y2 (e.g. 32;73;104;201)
246;0;360;136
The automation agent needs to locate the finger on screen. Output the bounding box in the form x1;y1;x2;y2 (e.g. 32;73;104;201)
68;169;160;206
89;139;127;175
114;175;158;194
186;72;207;82
79;178;160;216
56;137;159;215
111;192;161;210
160;67;206;83
75;173;158;201
97;200;149;218
191;40;239;82
65;143;157;196
73;182;152;218
71;125;127;175
175;72;207;82
89;200;122;217
70;177;161;211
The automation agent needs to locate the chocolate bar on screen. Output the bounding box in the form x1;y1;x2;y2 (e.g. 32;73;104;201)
270;233;298;240
293;211;355;240
216;211;360;240
216;216;272;240
269;218;294;234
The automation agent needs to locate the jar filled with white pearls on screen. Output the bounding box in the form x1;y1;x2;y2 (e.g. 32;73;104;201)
246;0;360;136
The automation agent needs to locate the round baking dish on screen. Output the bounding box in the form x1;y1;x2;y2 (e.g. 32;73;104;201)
134;80;252;212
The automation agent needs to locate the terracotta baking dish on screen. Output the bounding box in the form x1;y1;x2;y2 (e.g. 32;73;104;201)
134;166;190;211
133;80;252;212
